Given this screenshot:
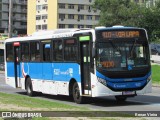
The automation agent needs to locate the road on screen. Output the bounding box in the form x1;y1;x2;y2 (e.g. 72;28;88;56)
0;72;160;112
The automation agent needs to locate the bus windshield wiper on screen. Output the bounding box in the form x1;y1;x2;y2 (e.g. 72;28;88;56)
109;40;121;54
130;39;137;57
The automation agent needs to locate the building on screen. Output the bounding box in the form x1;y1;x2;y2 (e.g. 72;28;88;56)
27;0;100;35
132;0;159;7
0;0;27;35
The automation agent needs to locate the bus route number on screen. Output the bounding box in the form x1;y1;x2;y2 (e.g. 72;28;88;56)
102;31;140;38
101;61;115;68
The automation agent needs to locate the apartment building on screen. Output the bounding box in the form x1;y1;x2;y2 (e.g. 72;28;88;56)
27;0;100;35
132;0;159;7
0;0;27;34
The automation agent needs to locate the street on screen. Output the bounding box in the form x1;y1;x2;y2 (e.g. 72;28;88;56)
0;72;160;112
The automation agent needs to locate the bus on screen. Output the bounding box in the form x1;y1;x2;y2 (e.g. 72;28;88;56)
5;26;151;103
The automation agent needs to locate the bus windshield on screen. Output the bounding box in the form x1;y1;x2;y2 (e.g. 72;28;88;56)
96;40;150;71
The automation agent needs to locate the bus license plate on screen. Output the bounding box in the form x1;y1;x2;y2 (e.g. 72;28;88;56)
122;91;135;95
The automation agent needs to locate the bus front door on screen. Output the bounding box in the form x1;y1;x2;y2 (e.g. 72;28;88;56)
80;41;91;95
14;46;21;88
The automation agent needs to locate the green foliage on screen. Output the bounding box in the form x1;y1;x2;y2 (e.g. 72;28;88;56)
93;0;160;42
152;65;160;85
0;92;87;111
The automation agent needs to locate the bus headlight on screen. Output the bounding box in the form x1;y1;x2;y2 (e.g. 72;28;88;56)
147;75;151;82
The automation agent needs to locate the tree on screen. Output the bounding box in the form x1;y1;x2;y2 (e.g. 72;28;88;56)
139;0;160;42
93;0;160;42
93;0;144;26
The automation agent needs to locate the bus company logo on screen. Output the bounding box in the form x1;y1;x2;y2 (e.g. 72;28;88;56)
54;69;60;75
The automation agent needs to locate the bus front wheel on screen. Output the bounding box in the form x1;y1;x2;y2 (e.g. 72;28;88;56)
73;82;83;104
26;78;35;96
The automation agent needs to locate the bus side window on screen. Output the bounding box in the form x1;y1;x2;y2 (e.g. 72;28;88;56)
6;44;14;61
64;38;78;61
43;41;51;62
21;42;29;62
53;40;63;61
30;42;40;62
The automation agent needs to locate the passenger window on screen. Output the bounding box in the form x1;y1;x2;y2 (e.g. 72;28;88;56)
6;44;14;61
30;42;40;62
53;40;63;61
42;40;51;61
64;38;78;61
21;42;29;61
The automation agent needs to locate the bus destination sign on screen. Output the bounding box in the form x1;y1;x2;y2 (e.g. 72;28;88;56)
102;31;140;39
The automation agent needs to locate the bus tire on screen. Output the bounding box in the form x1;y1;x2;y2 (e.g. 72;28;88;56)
26;78;35;96
115;96;127;102
73;82;83;104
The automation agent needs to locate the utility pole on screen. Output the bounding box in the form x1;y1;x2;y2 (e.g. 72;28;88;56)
8;0;13;38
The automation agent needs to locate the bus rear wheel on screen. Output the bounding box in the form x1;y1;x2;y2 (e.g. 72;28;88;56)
26;78;35;96
73;82;83;104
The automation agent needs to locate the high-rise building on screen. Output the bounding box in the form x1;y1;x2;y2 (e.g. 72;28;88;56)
132;0;159;7
27;0;100;35
0;0;27;34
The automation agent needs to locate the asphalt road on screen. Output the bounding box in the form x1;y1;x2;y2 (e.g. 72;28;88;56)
0;72;160;112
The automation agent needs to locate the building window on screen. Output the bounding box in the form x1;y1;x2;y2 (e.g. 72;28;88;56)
42;14;48;19
78;25;84;28
78;5;84;10
59;24;65;28
21;22;27;25
36;25;41;30
86;25;92;28
78;15;84;20
42;4;48;10
36;15;41;20
68;4;74;9
59;3;65;9
36;5;41;11
87;15;92;20
68;14;74;19
68;24;74;28
42;24;47;30
59;14;65;19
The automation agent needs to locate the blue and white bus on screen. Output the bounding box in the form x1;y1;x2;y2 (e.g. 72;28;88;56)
5;26;151;103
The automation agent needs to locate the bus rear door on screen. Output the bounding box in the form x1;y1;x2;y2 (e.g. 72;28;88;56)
13;42;21;88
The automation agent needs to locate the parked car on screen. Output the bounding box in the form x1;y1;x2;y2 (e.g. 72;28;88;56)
149;43;160;55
